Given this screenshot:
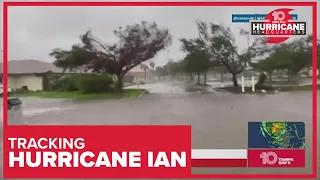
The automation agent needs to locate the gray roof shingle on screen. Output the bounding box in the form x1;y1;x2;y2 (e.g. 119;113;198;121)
0;59;151;75
0;59;64;74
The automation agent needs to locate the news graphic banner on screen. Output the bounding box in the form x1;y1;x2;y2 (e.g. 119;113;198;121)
4;126;191;178
249;8;306;43
247;122;305;167
232;13;298;23
191;149;247;167
3;122;306;178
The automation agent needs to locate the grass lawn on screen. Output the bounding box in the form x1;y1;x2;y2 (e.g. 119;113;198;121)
215;84;319;94
13;89;145;100
279;84;318;91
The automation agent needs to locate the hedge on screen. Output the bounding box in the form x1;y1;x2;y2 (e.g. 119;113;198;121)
76;74;114;94
48;74;114;94
48;75;79;91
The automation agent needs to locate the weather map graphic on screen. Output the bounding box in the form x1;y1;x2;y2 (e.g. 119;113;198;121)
248;122;305;148
247;122;305;167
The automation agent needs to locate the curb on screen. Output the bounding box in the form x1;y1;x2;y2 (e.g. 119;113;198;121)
213;88;228;92
213;88;279;95
138;89;149;98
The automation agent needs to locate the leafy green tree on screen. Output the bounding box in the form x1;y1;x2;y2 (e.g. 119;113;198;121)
213;64;228;82
251;35;318;81
50;21;172;91
298;35;320;77
155;66;164;80
162;60;181;80
174;60;185;80
270;42;310;81
179;59;194;81
180;21;252;87
183;50;211;84
251;58;279;82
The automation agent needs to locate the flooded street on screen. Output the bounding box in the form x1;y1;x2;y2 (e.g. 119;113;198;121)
1;82;319;179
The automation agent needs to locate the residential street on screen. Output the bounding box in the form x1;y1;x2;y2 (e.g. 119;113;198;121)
1;82;319;179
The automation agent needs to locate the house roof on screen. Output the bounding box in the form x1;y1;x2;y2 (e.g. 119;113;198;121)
0;59;64;74
0;59;151;75
129;65;146;73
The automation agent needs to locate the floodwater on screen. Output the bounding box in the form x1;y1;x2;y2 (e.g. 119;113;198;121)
0;82;319;179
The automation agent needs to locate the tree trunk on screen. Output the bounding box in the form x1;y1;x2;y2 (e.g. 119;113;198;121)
197;73;200;84
204;72;207;85
190;73;194;80
231;74;239;87
287;70;290;82
268;71;273;82
220;73;224;83
115;74;124;92
144;71;147;80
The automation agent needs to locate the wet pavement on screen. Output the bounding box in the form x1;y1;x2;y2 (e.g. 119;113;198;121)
126;82;190;94
19;98;78;118
1;82;319;179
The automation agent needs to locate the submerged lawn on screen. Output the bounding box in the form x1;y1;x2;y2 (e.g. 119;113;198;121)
14;89;145;100
215;84;319;94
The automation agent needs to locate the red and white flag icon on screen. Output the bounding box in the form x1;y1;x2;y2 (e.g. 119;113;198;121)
191;149;247;167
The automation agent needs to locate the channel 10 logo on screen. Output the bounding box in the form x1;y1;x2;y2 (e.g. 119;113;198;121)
260;152;278;165
260;152;294;165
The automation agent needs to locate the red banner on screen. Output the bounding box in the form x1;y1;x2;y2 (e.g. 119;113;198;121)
4;126;191;178
247;149;305;167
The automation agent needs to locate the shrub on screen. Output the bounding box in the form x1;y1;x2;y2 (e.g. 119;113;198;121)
61;76;79;91
49;75;79;91
256;73;267;85
47;75;60;91
47;74;114;93
255;72;273;91
77;74;114;94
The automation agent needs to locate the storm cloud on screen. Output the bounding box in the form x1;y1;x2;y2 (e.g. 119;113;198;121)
2;0;319;66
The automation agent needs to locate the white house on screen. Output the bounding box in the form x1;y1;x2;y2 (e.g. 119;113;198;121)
0;59;64;91
0;60;154;91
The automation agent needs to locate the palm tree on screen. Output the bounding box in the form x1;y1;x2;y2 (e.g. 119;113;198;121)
140;64;149;80
149;62;155;69
149;62;155;82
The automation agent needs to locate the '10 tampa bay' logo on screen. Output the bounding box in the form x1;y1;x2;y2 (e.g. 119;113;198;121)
260;152;294;165
250;8;306;44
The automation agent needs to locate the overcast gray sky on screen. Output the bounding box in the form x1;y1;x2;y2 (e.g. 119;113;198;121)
2;0;319;67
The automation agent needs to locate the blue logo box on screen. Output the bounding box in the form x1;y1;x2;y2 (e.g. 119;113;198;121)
232;14;298;23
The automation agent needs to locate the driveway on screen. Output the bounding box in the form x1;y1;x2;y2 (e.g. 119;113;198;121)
1;82;319;179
